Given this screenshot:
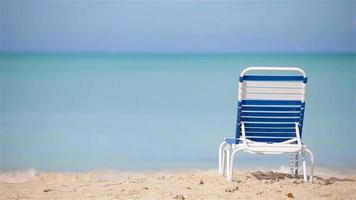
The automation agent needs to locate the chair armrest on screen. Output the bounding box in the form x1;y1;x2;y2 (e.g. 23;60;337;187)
295;123;303;148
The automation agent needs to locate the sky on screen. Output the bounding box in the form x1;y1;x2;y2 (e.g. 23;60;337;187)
0;1;355;53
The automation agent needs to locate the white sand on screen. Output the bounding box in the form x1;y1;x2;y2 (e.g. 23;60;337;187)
1;169;355;200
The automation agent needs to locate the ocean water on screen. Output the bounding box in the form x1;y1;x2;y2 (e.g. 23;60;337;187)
0;53;355;173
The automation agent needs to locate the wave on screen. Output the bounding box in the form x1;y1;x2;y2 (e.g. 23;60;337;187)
0;168;38;183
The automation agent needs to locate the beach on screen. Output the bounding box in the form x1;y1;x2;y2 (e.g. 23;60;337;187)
2;1;356;199
1;170;355;200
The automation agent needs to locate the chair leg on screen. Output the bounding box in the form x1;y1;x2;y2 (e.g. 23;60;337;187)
304;147;315;183
289;153;298;177
301;150;307;182
226;146;232;180
227;147;244;182
289;153;294;175
221;148;226;176
294;153;299;177
218;142;228;176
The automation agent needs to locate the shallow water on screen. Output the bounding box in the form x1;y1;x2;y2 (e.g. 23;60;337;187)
1;53;355;172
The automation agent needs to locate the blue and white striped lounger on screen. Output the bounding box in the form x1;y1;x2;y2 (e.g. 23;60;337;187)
218;67;314;182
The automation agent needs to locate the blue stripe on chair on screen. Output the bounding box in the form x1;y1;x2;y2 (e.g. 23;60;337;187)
239;76;244;82
241;117;299;122
241;75;305;82
241;112;300;117
245;133;296;137
242;100;302;105
235;126;241;139
242;106;301;112
246;137;293;143
243;123;295;128
244;128;295;132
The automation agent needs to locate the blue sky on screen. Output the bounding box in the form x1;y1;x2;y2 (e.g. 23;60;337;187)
0;1;355;53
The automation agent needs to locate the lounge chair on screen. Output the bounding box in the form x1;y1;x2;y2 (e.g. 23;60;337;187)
218;67;314;182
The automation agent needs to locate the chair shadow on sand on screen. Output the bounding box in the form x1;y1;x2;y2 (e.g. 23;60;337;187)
249;171;355;185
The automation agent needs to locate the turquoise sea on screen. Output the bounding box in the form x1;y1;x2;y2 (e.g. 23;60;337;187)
0;54;355;173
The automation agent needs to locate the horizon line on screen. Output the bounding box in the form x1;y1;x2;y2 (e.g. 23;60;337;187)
1;51;355;56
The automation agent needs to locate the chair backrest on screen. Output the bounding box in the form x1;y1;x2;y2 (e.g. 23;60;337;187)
235;67;307;143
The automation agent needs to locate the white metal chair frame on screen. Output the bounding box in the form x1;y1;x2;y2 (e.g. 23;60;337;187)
218;67;315;182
